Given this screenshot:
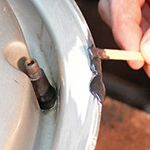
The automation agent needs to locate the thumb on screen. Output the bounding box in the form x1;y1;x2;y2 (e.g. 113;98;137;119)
141;28;150;64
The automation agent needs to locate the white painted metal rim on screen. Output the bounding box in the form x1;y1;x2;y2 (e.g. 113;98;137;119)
1;0;102;149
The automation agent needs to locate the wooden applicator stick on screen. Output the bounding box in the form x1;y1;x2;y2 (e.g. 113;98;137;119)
89;47;144;61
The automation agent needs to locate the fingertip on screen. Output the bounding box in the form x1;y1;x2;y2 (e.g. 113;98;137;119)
98;0;111;27
141;29;150;65
141;39;150;64
98;1;104;19
127;60;144;70
144;64;150;78
112;19;142;50
112;22;144;70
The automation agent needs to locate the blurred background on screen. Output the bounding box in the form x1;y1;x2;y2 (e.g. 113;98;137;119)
75;0;150;112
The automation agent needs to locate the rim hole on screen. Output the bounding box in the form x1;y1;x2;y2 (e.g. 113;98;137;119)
26;59;35;66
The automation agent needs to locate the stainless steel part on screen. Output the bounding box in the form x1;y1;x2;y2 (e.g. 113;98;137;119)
0;0;103;149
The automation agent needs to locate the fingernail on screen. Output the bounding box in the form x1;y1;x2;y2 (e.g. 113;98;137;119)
141;38;150;64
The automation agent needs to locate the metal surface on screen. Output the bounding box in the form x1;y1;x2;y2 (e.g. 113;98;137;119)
25;58;56;109
0;1;40;149
0;0;103;149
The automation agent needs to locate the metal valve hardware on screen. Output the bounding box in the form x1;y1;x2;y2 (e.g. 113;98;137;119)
25;58;56;110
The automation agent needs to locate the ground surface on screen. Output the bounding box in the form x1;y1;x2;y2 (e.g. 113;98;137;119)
95;97;150;150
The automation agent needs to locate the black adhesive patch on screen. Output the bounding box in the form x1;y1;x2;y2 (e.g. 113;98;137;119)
90;58;101;75
88;46;106;103
90;75;105;103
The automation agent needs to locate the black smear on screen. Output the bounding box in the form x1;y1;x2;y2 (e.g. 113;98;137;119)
88;46;106;103
90;58;101;75
90;75;105;103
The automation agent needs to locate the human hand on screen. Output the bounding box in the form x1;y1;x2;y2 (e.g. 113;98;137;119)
98;0;150;77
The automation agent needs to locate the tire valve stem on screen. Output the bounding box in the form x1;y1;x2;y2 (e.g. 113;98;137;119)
25;58;56;110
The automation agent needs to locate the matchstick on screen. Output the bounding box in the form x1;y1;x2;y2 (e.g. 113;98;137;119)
89;47;144;61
